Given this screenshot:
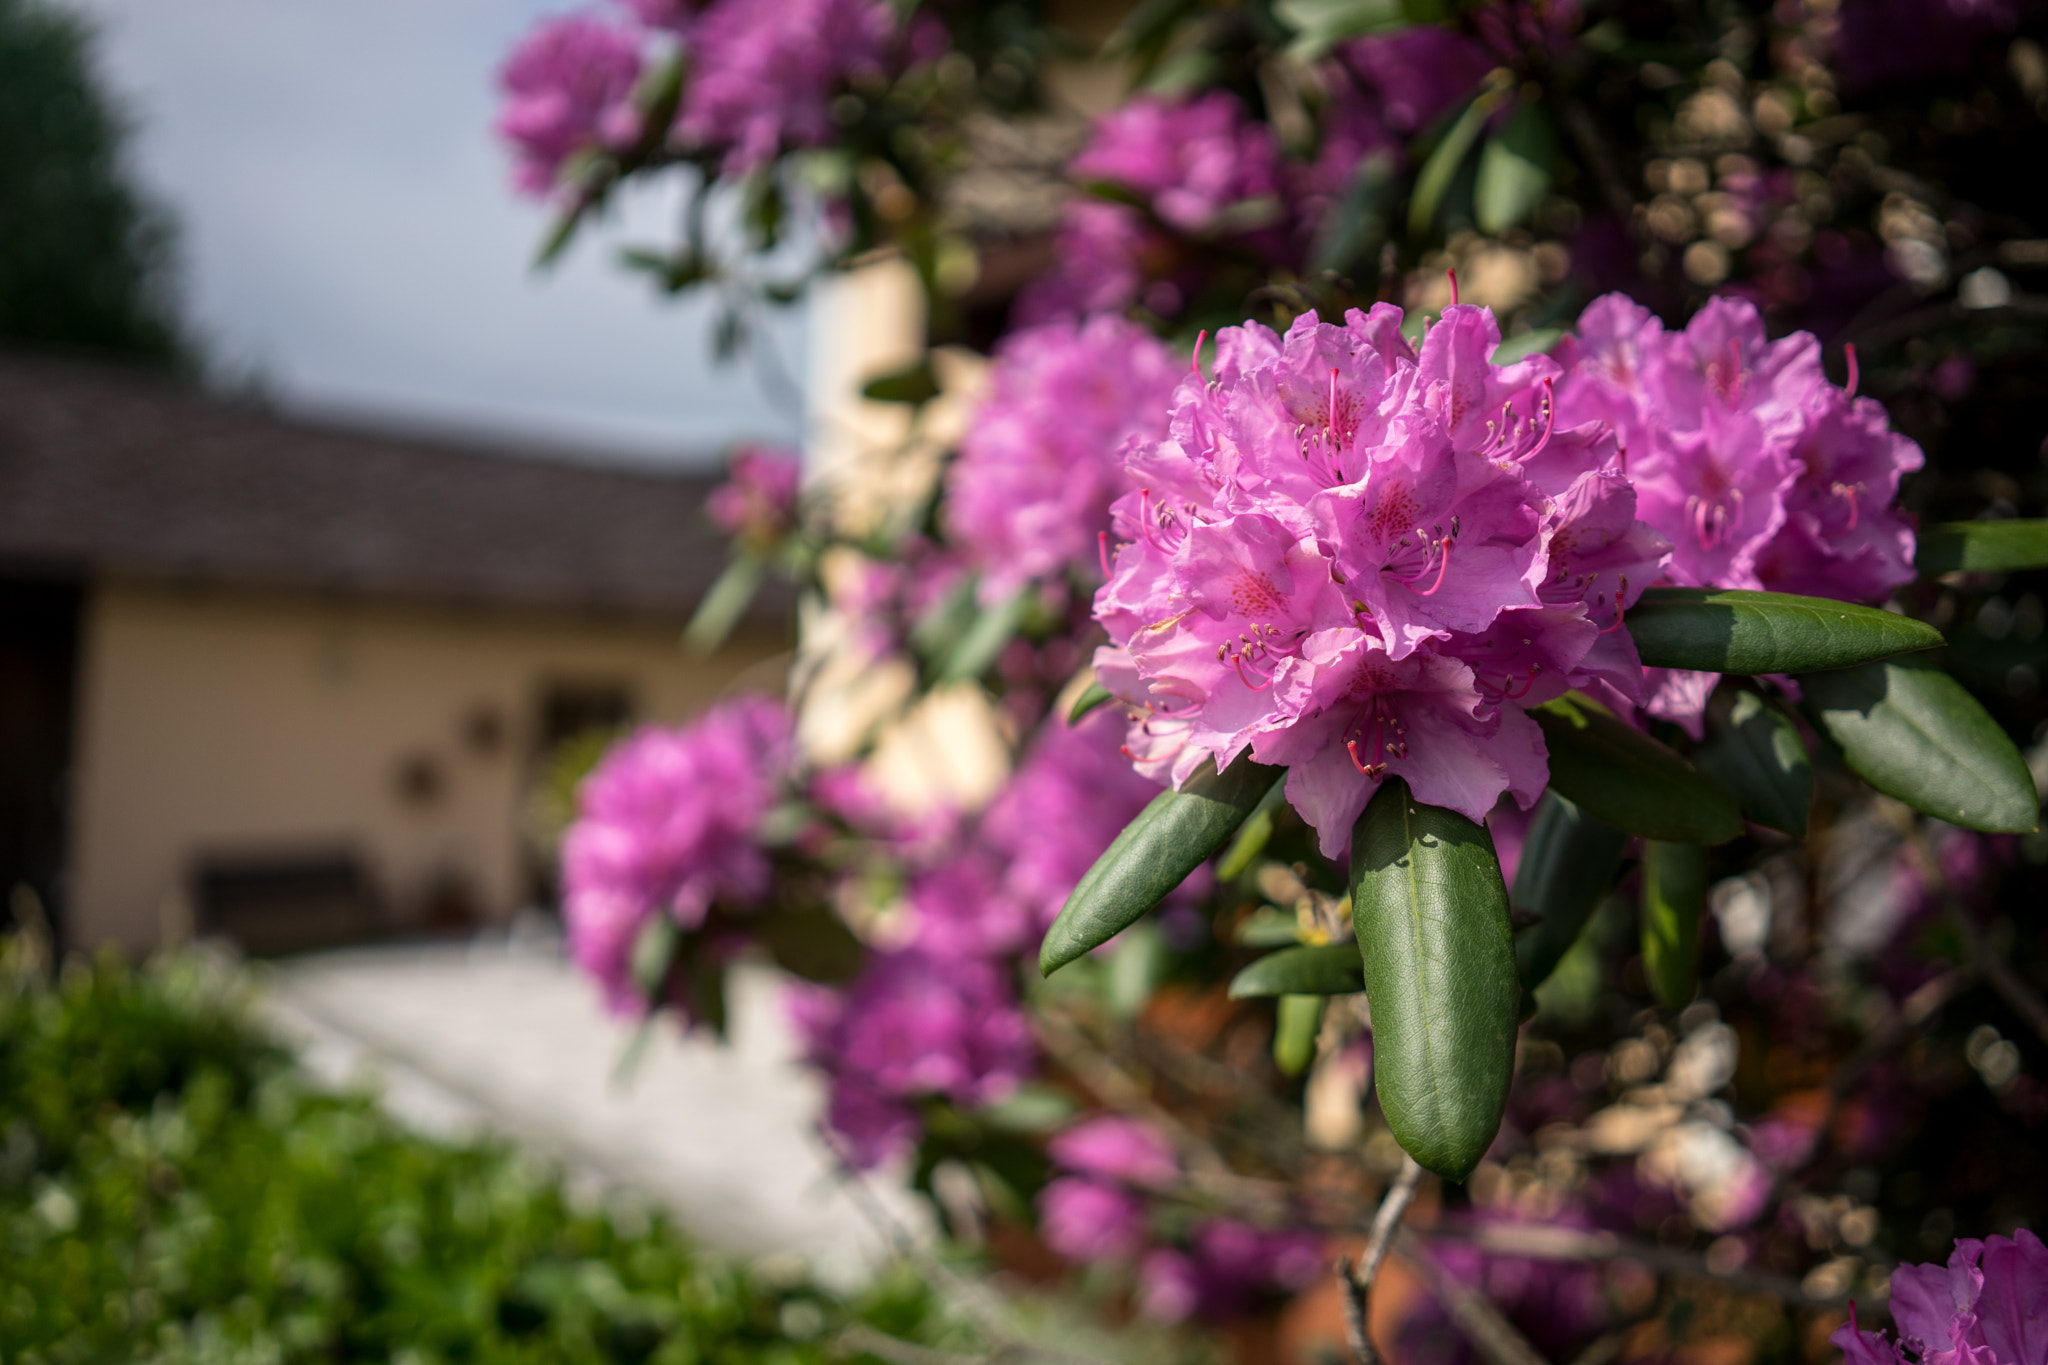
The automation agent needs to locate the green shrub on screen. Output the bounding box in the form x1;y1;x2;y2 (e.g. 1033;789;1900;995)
0;942;949;1364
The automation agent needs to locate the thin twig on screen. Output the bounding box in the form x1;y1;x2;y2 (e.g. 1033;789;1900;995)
1336;1155;1424;1365
813;1124;1118;1365
1395;1231;1550;1365
834;1324;988;1365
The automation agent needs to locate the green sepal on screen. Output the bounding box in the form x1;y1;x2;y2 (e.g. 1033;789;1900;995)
1533;694;1743;845
1801;657;2040;833
1693;690;1813;835
1228;943;1367;998
1350;779;1518;1182
1640;840;1707;1010
1274;995;1326;1077
1626;587;1943;675
1915;519;2048;576
1040;753;1285;976
1512;792;1629;994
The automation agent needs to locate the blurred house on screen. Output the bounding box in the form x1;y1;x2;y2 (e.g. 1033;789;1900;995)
0;350;790;957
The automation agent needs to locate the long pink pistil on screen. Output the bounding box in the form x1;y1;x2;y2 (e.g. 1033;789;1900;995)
1098;531;1114;578
1596;581;1630;635
1843;343;1859;397
1832;480;1864;531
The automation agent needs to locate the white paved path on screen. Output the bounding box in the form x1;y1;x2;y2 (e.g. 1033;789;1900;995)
258;931;928;1286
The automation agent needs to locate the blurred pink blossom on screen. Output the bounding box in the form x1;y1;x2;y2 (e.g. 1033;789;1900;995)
496;11;646;197
561;694;792;1011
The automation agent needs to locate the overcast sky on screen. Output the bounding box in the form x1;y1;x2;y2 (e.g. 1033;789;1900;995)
68;0;807;467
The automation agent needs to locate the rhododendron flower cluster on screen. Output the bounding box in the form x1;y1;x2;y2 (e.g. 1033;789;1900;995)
706;443;802;553
1554;294;1923;728
792;710;1160;1165
496;12;646;196
946;316;1180;601
1021;93;1289;323
1832;1230;2048;1364
561;694;792;1012
1095;303;1668;856
676;0;896;174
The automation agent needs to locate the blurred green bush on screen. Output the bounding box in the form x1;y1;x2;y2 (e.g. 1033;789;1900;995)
0;940;947;1364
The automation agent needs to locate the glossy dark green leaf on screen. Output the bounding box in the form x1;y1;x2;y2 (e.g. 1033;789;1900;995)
1512;792;1629;994
1216;779;1290;882
1475;104;1555;235
1274;995;1325;1076
1533;694;1744;845
1228;943;1366;998
938;588;1030;683
1694;690;1812;835
1640;840;1706;1010
682;555;766;657
1915;519;2048;576
1350;779;1517;1182
1067;680;1114;725
1491;327;1564;365
1626;587;1943;675
860;361;940;406
1041;754;1285;976
1408;79;1506;237
1234;907;1307;948
757;905;865;985
1802;657;2040;833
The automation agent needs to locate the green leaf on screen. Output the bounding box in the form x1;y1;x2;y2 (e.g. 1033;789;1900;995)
1041;754;1284;976
1408;78;1506;238
1068;680;1114;725
1277;0;1429;61
1474;104;1555;235
1915;519;2048;576
1640;840;1706;1010
757;905;865;985
1694;690;1812;835
1229;944;1366;998
938;588;1030;683
1310;151;1396;275
682;554;767;657
1512;792;1629;994
1215;779;1290;882
1491;327;1565;365
1234;907;1308;948
1533;694;1744;844
1626;587;1943;675
860;360;940;406
1350;779;1518;1182
1801;657;2040;833
1274;996;1325;1076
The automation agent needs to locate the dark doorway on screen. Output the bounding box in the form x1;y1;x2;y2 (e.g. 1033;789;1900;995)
0;576;81;951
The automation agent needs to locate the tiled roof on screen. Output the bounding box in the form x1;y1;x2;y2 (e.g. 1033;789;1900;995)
0;350;786;624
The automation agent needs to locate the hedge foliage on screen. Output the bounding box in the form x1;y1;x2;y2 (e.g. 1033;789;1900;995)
0;941;952;1364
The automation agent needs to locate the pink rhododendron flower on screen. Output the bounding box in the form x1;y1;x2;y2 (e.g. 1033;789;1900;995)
787;950;1036;1166
496;11;646;197
1553;293;1922;730
676;0;894;174
1833;1230;2048;1364
1019;93;1290;322
706;443;802;552
561;694;792;1011
1094;303;1667;855
1047;1116;1179;1189
1070;93;1284;237
948;315;1181;602
1137;1221;1326;1322
1039;1177;1149;1262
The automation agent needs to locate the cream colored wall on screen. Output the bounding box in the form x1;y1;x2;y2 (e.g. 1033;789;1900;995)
67;577;787;954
